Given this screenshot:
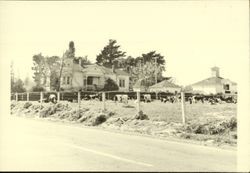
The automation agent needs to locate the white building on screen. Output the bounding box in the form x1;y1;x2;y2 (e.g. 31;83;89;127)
187;67;237;95
60;57;130;91
149;80;182;94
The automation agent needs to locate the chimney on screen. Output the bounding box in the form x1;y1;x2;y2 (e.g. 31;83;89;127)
211;66;220;77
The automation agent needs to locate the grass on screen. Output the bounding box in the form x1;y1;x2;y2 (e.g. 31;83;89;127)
11;100;237;146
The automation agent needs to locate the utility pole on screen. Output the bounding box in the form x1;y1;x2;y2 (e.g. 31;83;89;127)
58;52;66;91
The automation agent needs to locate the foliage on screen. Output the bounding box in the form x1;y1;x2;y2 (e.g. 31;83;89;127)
96;39;126;68
92;114;107;126
103;78;119;91
113;51;166;90
184;117;237;135
23;102;32;109
32;54;61;90
73;56;92;67
31;85;45;92
32;53;46;86
11;79;26;93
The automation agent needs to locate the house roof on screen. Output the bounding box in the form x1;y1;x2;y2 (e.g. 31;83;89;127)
191;77;224;86
189;76;237;87
149;80;181;89
81;64;129;76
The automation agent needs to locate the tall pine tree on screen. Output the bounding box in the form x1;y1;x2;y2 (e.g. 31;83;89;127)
96;39;126;68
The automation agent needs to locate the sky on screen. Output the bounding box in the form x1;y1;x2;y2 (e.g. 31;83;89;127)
0;1;249;86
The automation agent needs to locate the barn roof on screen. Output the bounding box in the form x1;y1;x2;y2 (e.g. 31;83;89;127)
149;80;181;89
190;76;237;86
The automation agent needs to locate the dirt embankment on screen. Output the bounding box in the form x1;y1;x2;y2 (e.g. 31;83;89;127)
11;101;237;148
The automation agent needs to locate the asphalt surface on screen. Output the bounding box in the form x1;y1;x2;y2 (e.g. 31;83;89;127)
0;115;237;171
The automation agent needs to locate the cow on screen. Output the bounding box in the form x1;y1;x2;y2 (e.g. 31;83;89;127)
48;94;57;104
115;94;128;104
83;93;100;101
143;94;152;103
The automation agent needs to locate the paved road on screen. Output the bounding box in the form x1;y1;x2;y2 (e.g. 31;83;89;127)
0;115;236;171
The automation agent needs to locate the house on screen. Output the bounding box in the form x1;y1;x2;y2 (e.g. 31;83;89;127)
186;66;237;95
60;56;130;91
149;80;182;94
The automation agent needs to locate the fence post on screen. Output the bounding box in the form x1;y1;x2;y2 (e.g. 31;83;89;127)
40;92;43;108
137;91;141;113
15;92;18;101
78;91;81;115
57;92;60;102
102;92;106;111
181;92;186;124
27;92;29;101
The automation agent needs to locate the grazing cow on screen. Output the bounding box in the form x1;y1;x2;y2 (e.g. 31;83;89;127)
48;94;57;103
143;94;152;103
83;94;100;101
115;94;128;104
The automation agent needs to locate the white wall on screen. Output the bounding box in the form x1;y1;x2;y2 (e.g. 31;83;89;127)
72;72;83;90
192;85;217;94
149;87;181;93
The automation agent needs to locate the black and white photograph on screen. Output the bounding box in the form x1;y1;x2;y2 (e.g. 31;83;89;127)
0;0;249;172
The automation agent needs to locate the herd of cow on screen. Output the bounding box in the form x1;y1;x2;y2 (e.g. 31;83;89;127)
43;92;237;105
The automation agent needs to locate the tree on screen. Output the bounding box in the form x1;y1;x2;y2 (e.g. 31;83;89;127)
46;56;60;90
66;41;75;58
10;61;15;92
31;85;45;92
11;79;26;93
124;51;166;90
102;78;119;91
96;39;126;68
32;53;46;86
73;56;92;67
32;54;61;90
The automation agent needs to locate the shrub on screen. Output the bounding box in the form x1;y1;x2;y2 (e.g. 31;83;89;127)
134;111;149;120
228;117;237;130
102;78;119;91
92;114;107;126
23;102;32;109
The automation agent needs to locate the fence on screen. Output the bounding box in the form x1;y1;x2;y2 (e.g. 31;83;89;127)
11;91;188;124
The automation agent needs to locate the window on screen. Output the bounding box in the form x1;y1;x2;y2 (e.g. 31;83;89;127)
63;77;66;85
119;79;125;88
223;84;230;90
67;76;70;84
87;77;93;85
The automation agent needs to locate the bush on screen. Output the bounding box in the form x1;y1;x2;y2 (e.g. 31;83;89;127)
228;117;237;130
134;111;149;120
102;78;119;91
23;102;32;109
92;114;107;126
184;117;237;135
